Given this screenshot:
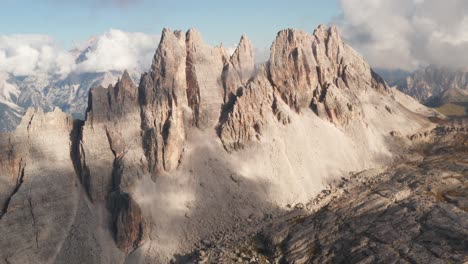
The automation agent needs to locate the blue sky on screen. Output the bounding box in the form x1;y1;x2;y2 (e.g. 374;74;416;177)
1;0;340;49
3;0;465;71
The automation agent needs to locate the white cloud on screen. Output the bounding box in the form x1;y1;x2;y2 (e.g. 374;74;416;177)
76;29;159;73
0;29;159;77
337;0;468;70
0;35;75;76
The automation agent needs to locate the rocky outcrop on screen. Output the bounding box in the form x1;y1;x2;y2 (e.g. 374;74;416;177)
139;29;188;177
219;66;274;151
0;108;81;263
185;29;227;129
269;29;317;112
108;191;144;253
218;25;390;151
80;70;145;202
222;35;255;103
78;71;147;253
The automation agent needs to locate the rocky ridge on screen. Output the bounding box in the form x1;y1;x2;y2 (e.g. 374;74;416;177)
0;25;443;263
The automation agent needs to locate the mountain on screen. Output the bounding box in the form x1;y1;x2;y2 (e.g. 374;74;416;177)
374;68;411;87
0;39;142;132
0;25;464;264
393;66;468;116
0;73;23;130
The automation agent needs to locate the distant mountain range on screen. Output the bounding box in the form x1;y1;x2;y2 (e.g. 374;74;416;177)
377;66;468;117
0;39;141;131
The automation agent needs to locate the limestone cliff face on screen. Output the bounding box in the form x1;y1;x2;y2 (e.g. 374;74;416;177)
81;70;146;202
139;29;188;177
80;70;147;253
219;25;390;151
0;108;81;263
0;25;441;264
222;35;255;103
185;29;228;129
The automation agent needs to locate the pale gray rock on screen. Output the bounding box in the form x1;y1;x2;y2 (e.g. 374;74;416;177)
79;70;148;252
269;28;317;112
0;108;81;263
219;66;274;151
230;35;255;86
139;29;188;177
186;28;227;129
222;35;255;103
218;25;391;150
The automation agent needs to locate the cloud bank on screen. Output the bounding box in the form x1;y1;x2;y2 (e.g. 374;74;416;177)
337;0;468;70
75;29;159;73
0;29;159;77
0;35;75;76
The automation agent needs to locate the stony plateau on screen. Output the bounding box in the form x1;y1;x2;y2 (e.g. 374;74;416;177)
0;25;465;264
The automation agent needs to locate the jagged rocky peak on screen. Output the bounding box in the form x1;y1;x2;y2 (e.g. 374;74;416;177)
219;64;276;151
78;70;142;202
230;35;255;85
86;70;138;124
269;28;317;112
78;69;147;252
219;24;392;151
0;106;79;264
139;27;188;176
222;34;255;103
16;107;72;133
185;28;227;128
269;24;386;115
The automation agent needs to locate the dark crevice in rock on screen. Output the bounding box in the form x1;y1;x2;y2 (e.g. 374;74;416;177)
26;113;35;133
70;119;91;200
221;64;232;105
265;61;277;90
162;103;173;147
185;37;201;127
104;127;117;157
216;87;242;137
107;187;144;254
28;197;39;249
138;74;156;175
0;162;25;221
310;83;329;115
107;89;113;114
104;126;144;253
